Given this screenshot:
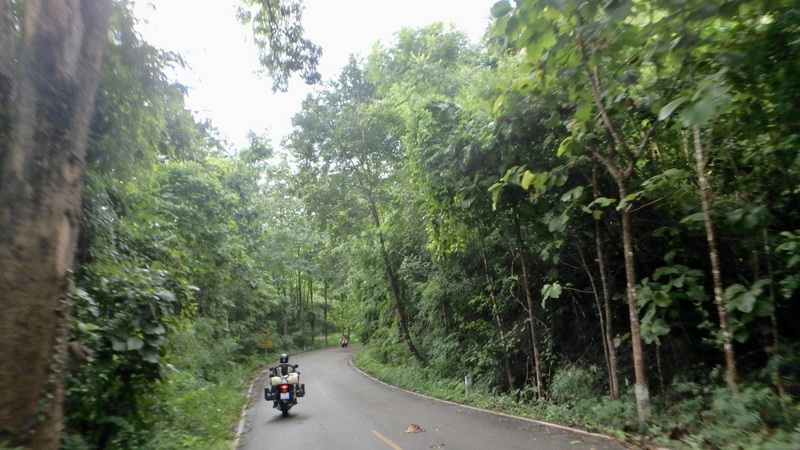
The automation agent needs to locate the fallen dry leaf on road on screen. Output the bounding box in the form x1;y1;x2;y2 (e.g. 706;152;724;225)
404;424;424;433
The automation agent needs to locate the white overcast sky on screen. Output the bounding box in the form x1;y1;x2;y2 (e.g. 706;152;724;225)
133;0;497;151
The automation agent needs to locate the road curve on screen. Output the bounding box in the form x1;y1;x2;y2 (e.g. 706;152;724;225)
236;345;627;450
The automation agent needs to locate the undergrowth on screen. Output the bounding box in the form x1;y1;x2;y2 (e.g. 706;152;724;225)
62;319;335;449
140;330;334;449
352;344;800;449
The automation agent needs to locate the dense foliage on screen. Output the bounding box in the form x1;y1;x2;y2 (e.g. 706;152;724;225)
285;0;800;447
53;0;800;448
59;2;332;448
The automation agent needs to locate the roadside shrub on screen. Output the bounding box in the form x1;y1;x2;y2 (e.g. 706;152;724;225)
685;385;800;449
548;365;604;404
143;370;246;449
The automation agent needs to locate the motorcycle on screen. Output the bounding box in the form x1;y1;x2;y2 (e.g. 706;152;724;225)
264;363;305;416
340;338;348;348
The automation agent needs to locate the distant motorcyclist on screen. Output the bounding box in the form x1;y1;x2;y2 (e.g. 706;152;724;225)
340;337;348;348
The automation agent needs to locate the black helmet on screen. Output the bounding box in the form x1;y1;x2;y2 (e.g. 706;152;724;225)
280;353;289;364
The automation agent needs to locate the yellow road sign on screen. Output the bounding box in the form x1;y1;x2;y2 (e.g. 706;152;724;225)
261;329;270;336
258;340;273;349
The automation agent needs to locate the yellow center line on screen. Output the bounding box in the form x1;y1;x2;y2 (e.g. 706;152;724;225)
372;430;403;450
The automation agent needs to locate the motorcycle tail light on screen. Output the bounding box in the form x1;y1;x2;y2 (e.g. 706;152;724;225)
280;384;290;392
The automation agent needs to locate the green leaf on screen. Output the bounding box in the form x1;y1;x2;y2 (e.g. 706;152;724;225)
546;0;573;12
491;186;501;210
752;298;774;318
658;97;687;121
144;323;166;335
506;16;522;39
588;196;616;208
127;336;145;351
526;30;557;62
680;212;704;224
491;1;513;18
112;339;127;352
489;182;505;193
521;171;536;190
662;168;689;179
542;283;563;299
77;321;100;334
679;97;718;127
557;136;574;157
725;284;756;313
653;265;678;280
604;0;633;22
548;213;568;232
521;171;548;190
560;186;584;202
141;346;160;363
733;328;749;343
724;284;747;298
616;191;642;211
654;291;672;308
575;102;592;121
650;318;670;336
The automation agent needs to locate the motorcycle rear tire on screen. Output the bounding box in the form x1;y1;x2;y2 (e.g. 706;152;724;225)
280;403;291;417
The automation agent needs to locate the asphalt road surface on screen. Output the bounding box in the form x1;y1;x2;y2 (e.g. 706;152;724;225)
236;345;627;450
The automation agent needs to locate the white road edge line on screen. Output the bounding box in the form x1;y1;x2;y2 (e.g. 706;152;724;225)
348;355;619;443
233;348;321;449
232;365;271;449
233;348;622;449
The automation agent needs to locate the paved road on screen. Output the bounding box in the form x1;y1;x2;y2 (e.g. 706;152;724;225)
237;345;627;450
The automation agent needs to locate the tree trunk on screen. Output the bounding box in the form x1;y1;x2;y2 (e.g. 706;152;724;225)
593;145;651;419
618;182;650;421
761;229;786;401
579;228;620;400
618;187;651;420
309;277;314;345
324;280;329;346
576;30;653;420
295;266;303;330
479;227;515;391
692;125;739;394
592;167;620;399
368;197;422;361
0;1;111;447
513;214;544;398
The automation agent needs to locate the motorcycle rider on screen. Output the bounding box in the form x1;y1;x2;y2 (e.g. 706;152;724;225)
273;353;298;376
265;353;304;409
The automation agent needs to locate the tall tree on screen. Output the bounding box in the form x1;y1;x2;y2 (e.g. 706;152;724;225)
0;1;112;447
490;0;709;420
289;59;422;360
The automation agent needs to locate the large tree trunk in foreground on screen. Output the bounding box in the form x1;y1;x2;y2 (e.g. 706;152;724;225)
0;1;111;447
